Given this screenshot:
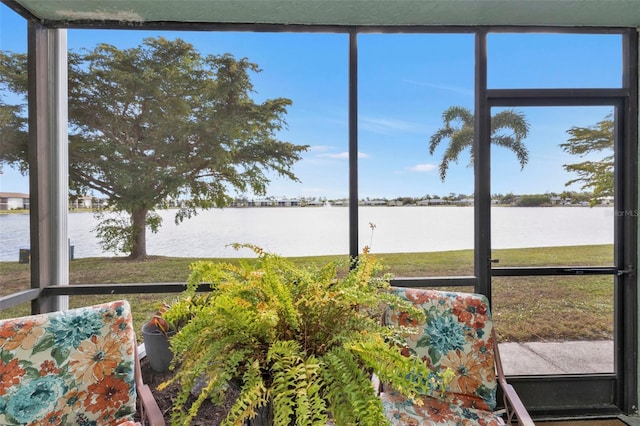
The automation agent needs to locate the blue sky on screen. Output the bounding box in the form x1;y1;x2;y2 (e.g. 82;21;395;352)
0;4;621;199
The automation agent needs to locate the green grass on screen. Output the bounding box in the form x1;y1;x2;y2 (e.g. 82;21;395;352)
0;244;615;343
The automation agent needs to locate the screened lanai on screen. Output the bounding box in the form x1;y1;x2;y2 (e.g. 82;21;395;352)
0;0;638;422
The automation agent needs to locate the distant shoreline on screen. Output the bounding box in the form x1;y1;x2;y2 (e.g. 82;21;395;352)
0;202;613;215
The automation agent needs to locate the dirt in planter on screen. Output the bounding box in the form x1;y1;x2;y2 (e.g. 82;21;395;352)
138;357;239;425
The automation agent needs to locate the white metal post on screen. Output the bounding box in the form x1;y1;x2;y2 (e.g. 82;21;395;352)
28;23;68;312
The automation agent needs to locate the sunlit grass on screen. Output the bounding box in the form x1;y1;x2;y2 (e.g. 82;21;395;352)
0;244;615;342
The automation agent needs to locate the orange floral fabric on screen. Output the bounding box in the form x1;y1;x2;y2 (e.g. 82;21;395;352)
0;301;137;425
382;288;504;425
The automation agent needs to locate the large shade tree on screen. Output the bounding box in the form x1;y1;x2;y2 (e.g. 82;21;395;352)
0;51;28;173
428;106;530;181
0;101;27;173
560;115;614;205
0;37;307;258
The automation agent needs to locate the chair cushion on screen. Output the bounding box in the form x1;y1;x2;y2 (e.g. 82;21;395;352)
0;301;137;425
380;390;505;426
385;288;497;411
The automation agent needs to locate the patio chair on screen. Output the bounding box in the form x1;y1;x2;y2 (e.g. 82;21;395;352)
379;287;534;426
0;300;165;426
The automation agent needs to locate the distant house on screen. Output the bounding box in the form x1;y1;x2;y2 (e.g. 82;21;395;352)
0;192;30;210
71;196;94;209
363;199;387;206
232;198;249;207
248;199;273;207
417;198;446;206
455;198;474;206
600;196;614;205
276;198;300;207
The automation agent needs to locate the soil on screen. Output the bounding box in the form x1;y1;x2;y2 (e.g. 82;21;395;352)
138;357;239;425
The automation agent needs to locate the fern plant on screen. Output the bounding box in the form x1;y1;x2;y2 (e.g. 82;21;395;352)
161;245;447;425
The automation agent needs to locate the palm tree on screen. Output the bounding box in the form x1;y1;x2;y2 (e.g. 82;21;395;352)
428;106;530;181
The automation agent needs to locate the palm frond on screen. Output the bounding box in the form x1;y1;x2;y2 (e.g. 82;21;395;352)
429;106;531;180
491;136;530;169
439;127;473;180
491;109;530;140
428;127;454;154
441;106;474;127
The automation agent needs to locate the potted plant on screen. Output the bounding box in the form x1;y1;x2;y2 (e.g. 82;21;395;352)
161;244;450;425
142;302;177;373
142;295;209;373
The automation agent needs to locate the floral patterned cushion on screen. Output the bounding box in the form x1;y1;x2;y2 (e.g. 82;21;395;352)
383;288;500;424
381;391;504;426
0;301;137;425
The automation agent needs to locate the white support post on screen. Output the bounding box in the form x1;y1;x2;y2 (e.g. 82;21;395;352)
28;23;68;312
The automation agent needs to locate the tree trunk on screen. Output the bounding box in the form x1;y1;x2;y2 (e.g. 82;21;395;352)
130;207;148;259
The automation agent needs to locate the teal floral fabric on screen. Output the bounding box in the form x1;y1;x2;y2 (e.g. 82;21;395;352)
0;301;137;425
381;288;504;426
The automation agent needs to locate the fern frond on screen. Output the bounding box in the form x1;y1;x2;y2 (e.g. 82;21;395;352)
268;340;301;425
349;335;438;399
170;348;251;423
321;347;387;425
166;246;436;425
294;358;328;426
260;256;300;331
268;340;328;426
222;360;269;426
186;259;240;293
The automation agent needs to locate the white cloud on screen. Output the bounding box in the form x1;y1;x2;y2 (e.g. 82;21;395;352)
406;164;437;173
403;79;473;96
318;151;369;159
359;115;427;135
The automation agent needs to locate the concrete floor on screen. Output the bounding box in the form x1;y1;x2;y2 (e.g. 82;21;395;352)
539;420;625;426
538;415;639;425
499;340;614;375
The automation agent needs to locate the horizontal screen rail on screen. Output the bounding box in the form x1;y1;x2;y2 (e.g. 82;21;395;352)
42;282;211;296
390;276;478;288
487;88;627;107
0;289;40;311
491;266;619;276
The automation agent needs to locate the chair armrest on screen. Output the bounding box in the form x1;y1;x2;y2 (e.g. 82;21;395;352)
137;383;166;426
500;379;535;426
134;342;166;426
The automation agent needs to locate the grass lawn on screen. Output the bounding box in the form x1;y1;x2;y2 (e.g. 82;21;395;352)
0;244;614;343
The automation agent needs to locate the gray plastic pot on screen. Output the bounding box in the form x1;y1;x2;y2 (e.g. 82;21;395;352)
141;322;175;373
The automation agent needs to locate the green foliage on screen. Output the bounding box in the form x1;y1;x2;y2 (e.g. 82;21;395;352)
0;39;308;259
222;360;269;425
561;115;614;205
92;210;163;256
163;246;433;425
158;293;211;333
429;106;530;181
0;52;29;174
0;101;28;173
518;194;551;207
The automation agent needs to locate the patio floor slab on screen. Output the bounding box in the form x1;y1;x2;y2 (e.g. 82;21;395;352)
499;340;614;375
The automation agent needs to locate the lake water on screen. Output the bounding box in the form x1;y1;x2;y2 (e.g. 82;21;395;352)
0;206;615;261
